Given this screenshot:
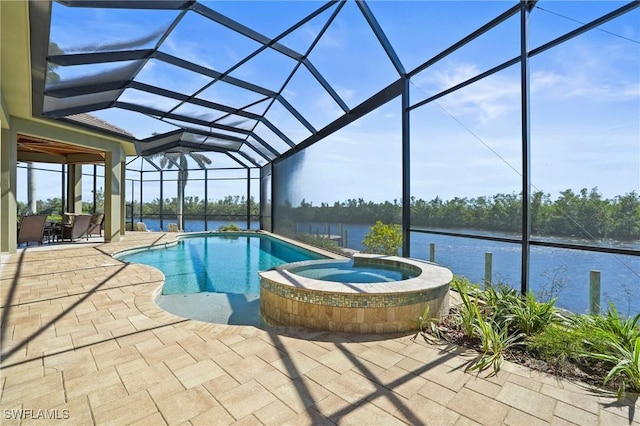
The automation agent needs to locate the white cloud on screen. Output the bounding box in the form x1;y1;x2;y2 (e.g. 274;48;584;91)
315;19;346;49
162;38;214;71
223;44;243;65
310;89;345;126
301;26;320;47
282;88;297;100
413;61;521;125
531;40;639;102
336;87;356;102
429;62;479;89
531;69;639;102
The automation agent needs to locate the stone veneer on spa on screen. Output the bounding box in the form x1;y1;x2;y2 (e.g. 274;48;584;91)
259;254;452;333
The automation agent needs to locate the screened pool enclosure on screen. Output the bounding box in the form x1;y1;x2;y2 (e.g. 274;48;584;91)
20;0;640;314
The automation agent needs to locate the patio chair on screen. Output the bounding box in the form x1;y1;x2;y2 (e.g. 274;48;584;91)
61;214;92;242
17;215;47;246
87;213;104;237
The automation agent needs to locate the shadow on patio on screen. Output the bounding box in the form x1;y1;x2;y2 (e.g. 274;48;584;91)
1;233;637;425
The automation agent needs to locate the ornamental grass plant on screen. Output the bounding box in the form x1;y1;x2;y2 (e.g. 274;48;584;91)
420;277;640;399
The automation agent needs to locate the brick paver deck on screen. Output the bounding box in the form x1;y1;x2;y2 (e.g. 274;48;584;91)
1;232;638;425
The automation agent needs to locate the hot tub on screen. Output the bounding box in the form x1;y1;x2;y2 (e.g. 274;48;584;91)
286;259;419;283
259;254;452;333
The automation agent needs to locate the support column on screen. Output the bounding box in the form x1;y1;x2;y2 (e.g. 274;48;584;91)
66;165;74;213
204;169;208;231
92;165;97;213
138;170;143;224
1;127;17;253
159;170;164;231
120;160;126;237
246;168;251;230
520;1;533;295
61;164;65;214
401;76;411;257
0;127;3;251
104;148;124;242
67;164;82;213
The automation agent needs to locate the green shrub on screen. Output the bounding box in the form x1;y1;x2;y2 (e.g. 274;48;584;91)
437;274;640;396
47;214;62;223
414;306;443;343
481;284;518;321
218;223;240;231
526;322;588;372
589;304;640;350
577;304;640;398
504;292;559;336
456;282;482;339
451;275;480;293
467;314;523;376
361;221;402;256
588;338;640;399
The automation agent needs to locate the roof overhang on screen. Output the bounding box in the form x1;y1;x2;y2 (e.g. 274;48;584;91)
17;134;105;164
1;0;137;157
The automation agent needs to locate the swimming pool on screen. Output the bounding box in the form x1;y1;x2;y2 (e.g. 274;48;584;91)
117;233;327;295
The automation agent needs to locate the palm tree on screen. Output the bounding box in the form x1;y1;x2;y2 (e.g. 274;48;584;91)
148;151;212;231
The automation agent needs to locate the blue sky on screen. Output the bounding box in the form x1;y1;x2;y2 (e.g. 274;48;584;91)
18;1;639;207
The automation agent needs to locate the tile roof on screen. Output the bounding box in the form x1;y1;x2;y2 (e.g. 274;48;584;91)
66;113;134;138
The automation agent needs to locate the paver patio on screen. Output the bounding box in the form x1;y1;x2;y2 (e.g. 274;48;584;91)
1;232;638;425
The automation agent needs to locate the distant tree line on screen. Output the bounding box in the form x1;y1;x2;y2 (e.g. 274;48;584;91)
278;188;640;241
136;195;259;220
18;198;64;217
18;194;259;221
19;188;640;241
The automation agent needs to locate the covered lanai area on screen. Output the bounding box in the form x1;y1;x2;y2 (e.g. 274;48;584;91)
1;1;138;251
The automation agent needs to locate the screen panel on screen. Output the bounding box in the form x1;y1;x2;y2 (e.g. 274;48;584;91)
530;246;640;315
530;13;640;248
410;66;523;238
410;231;522;289
273;99;401;252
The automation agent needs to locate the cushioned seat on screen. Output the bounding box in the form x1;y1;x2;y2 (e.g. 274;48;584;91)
17;215;47;246
61;214;92;242
87;213;104;237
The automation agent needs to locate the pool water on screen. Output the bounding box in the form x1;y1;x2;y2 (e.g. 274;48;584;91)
288;260;418;283
118;234;326;295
